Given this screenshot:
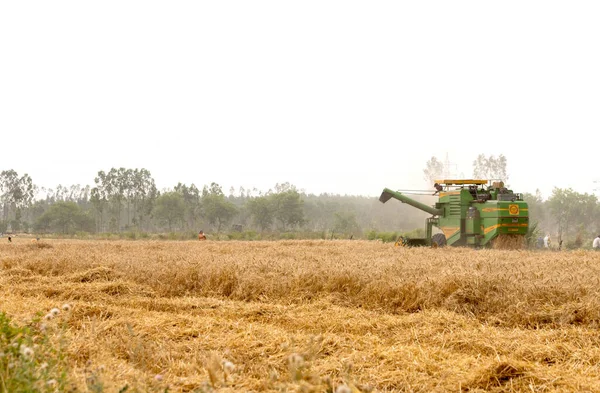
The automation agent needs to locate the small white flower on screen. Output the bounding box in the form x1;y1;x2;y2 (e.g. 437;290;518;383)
155;374;163;381
287;353;304;368
47;379;57;387
44;313;53;321
222;360;235;374
20;346;34;359
62;304;72;312
50;308;60;316
336;385;352;393
40;362;48;370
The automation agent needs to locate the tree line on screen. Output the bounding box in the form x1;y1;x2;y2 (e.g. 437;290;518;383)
0;168;432;237
1;155;599;246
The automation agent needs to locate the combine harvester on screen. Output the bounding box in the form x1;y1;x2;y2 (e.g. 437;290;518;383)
379;180;528;249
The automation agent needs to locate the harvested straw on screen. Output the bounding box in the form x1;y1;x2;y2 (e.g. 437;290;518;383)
1;239;600;392
492;234;526;250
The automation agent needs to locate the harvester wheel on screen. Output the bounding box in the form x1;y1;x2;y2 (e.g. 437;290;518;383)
431;233;447;248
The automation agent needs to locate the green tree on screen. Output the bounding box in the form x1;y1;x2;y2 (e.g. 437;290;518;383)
92;170;119;231
153;192;185;231
547;187;598;241
112;167;129;230
174;183;201;230
246;196;274;231
90;183;109;233
92;168;157;232
201;183;238;232
130;168;157;231
270;183;304;231
332;211;360;235
34;202;94;234
0;170;34;228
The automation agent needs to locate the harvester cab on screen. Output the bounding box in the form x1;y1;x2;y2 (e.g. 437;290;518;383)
379;179;528;249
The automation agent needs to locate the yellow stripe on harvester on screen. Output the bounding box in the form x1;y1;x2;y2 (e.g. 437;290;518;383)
439;192;461;197
484;223;528;234
481;208;529;213
482;208;508;213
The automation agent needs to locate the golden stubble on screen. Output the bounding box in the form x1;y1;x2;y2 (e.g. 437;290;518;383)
1;238;600;392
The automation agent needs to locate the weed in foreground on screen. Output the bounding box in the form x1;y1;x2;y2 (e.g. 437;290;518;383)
0;310;68;393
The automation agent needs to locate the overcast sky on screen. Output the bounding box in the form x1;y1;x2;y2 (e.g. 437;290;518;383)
1;1;598;199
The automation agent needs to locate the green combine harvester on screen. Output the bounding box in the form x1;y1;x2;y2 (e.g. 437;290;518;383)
379;180;528;248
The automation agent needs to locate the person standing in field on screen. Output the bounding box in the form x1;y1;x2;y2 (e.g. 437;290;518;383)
537;237;544;248
198;230;207;241
543;234;551;249
593;235;600;250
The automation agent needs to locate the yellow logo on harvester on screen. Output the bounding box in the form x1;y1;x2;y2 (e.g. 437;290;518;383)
509;204;519;215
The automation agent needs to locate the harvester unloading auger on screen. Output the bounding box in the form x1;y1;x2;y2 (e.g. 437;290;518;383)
379;180;528;249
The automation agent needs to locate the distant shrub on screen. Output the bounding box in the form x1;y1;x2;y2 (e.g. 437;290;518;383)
227;230;259;241
366;230;398;243
280;232;297;240
75;231;90;239
366;228;425;243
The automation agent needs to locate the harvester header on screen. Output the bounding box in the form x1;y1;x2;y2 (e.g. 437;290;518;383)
379;179;528;249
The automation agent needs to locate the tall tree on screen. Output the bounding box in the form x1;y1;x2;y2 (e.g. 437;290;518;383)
91;171;111;232
472;154;508;181
130;169;157;231
246;196;274;231
271;183;304;231
174;182;201;230
201;183;238;232
423;157;444;185
547;188;598;240
333;211;359;235
34;201;94;234
153;192;185;231
0;170;34;230
92;167;157;232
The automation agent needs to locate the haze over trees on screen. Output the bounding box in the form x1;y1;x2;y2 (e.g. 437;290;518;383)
1;154;599;246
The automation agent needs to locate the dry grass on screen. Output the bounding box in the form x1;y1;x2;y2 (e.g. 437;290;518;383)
492;234;526;250
1;238;600;392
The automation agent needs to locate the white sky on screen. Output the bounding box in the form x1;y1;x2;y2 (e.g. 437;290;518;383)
1;1;599;199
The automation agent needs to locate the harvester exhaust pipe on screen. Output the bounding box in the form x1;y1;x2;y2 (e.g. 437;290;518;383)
379;188;443;216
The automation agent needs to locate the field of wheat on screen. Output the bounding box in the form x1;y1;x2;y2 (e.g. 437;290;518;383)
1;238;600;392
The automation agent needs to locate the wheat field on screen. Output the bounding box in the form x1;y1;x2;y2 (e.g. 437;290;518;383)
1;238;600;392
